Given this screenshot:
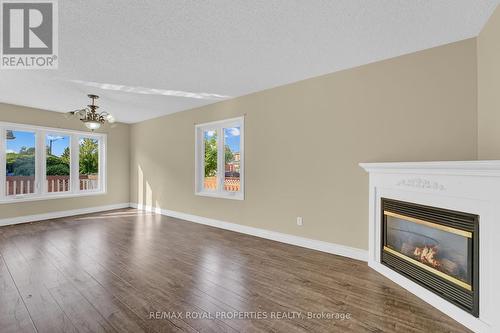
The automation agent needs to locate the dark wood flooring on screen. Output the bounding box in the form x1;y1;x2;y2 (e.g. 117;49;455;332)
0;209;470;333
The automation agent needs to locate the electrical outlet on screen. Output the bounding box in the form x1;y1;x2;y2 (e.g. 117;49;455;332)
296;217;303;226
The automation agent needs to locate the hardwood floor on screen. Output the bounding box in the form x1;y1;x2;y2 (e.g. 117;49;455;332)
0;209;470;333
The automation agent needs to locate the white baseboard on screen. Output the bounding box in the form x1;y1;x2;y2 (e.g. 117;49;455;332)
0;203;131;227
131;203;368;262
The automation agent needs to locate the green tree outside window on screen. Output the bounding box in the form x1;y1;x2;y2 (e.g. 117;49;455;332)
79;138;99;175
204;133;233;177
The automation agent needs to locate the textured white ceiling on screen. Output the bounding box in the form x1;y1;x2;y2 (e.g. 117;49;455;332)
1;1;498;123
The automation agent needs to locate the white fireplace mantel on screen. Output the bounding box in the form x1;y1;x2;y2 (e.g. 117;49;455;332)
360;161;500;333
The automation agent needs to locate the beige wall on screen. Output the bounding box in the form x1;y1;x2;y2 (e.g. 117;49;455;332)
0;103;130;219
130;39;478;250
0;37;481;250
478;5;500;159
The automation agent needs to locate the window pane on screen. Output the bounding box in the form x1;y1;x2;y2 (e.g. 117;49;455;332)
6;130;36;195
224;127;241;192
203;130;217;191
79;137;99;191
46;134;70;193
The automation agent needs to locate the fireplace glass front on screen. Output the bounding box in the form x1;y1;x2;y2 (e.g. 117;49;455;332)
385;212;471;289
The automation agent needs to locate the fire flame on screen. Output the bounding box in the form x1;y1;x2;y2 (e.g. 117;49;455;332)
414;246;440;268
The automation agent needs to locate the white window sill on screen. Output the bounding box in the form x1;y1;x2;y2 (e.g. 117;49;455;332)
0;190;106;204
195;191;244;201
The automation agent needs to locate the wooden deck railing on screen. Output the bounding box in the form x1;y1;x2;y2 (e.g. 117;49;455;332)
47;176;70;192
79;175;99;191
204;177;240;191
6;176;35;195
5;175;99;195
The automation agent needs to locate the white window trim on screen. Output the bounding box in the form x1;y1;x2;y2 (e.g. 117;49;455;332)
195;116;244;200
0;121;106;204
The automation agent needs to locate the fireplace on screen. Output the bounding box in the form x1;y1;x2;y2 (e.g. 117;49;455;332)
381;198;479;317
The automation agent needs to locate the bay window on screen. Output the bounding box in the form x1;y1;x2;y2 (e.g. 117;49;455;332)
0;122;106;203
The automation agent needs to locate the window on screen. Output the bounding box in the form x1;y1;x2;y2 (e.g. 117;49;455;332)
224;127;241;192
46;134;70;193
6;130;36;196
195;117;244;200
79;137;100;191
0;122;106;203
203;129;218;191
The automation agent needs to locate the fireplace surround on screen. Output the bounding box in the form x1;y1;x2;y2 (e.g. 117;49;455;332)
360;161;500;333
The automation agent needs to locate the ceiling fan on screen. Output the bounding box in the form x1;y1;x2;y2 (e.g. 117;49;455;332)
67;94;115;131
